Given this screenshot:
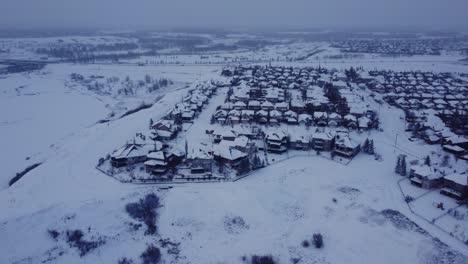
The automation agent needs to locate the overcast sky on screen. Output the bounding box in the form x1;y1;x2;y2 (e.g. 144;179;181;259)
2;0;468;30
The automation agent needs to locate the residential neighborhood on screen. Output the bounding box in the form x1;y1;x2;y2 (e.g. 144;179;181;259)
98;65;389;183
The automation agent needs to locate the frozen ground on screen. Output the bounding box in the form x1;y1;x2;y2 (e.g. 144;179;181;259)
0;39;467;263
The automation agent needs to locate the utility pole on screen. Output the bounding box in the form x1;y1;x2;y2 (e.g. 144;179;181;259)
394;133;398;153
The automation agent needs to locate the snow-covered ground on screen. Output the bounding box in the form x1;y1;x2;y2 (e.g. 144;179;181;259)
0;63;222;189
1;35;467;263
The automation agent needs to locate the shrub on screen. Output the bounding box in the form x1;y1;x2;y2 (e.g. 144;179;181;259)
313;233;323;249
140;245;161;264
9;163;42;186
404;196;414;203
66;229;105;257
118;257;133;264
301;240;310;248
48;229;60;240
251;255;276;264
125;194;160;235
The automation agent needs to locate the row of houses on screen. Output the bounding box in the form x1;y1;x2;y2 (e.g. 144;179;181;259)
332;38;465;56
149;85;217;141
404;110;468;160
232;65;348;92
213;108;372;129
217;65;377;129
264;130;361;159
109;84;220;178
110;137;185;175
165;85;217;123
365;70;467;135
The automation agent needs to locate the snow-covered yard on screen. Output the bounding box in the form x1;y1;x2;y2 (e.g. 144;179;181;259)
1;156;467;264
399;180;468;244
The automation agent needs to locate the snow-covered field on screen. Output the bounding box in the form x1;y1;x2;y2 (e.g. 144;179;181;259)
0;63;222;189
1;35;467;263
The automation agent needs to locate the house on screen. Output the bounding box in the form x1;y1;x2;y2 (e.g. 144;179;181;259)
283;110;298;124
409;165;441;189
358;116;371;130
333;136;360;158
290;99;305;112
241;110;255;123
290;134;310;150
187;148;213;174
445;136;468;149
248;100;261;110
234;101;247;110
165;148;184;169
312;132;335;151
265;131;289;153
144;151;168;175
261;101;275;111
328;113;342;127
151;120;180;140
440;173;468;200
228;109;241;124
275;102;289;112
298;113;313;126
255;110;269;124
313;112;328;126
213;109;228;124
213;129;237;143
424;134;441;145
442;145;465;156
110;143;152;167
221;102;233;111
182;110;195;123
344;114;358;129
269;110;283;124
212;141;249;169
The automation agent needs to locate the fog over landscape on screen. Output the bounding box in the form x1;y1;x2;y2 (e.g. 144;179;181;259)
1;0;468;30
1;1;468;264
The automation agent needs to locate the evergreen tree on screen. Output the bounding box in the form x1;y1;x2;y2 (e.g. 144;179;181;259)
441;155;450;167
395;156;401;174
424;155;431;166
218;160;225;173
363;139;370;153
400;156;407;176
252;155;262;170
238;158;251;175
368;140;375;155
149;118;154;129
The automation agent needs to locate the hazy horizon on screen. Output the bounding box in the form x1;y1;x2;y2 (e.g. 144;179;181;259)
1;0;468;31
